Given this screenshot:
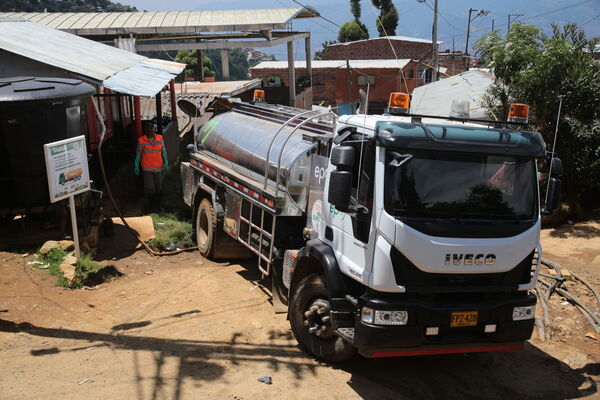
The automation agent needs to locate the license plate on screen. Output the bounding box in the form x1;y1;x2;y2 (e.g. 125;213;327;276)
450;311;478;327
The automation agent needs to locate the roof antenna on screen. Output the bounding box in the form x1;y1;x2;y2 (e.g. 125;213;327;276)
545;97;562;207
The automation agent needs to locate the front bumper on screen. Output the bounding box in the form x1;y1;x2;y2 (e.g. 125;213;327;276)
354;293;536;357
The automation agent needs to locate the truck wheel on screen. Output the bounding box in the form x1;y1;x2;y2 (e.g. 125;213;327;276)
196;198;216;257
290;273;356;363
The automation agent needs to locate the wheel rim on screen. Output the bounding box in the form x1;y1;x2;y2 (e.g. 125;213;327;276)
197;210;209;249
303;298;334;339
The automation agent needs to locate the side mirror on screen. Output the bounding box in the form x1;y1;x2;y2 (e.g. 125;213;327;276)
545;177;561;214
550;157;563;176
331;146;355;168
328;170;353;210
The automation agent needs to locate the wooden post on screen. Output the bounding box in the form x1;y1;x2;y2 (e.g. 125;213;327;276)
156;92;163;135
169;80;177;121
133;96;142;138
305;35;312;88
287;40;295;107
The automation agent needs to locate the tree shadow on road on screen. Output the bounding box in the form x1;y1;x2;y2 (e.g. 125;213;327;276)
342;342;598;400
0;318;315;400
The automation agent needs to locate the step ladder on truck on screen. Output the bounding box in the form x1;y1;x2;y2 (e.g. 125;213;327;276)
180;90;564;362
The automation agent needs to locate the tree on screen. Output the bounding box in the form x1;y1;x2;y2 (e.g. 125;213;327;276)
314;41;337;60
338;21;370;42
371;0;398;37
338;0;369;43
174;50;216;81
475;22;600;206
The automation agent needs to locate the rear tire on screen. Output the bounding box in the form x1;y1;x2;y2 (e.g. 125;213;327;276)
196;198;216;257
290;273;356;363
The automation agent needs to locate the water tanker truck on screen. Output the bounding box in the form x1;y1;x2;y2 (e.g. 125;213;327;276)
180;92;563;362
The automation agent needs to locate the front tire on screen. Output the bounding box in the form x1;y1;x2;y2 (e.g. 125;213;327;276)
290;273;356;363
196;198;216;257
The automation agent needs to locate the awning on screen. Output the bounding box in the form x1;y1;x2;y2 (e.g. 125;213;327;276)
0;19;185;97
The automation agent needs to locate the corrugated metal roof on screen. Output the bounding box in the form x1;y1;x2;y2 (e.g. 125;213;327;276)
251;59;411;70
329;36;443;46
0;20;184;96
0;8;319;34
175;79;262;97
410;70;495;119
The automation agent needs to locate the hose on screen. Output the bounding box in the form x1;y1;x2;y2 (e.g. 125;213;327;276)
92;99;196;257
541;257;600;307
534;285;551;340
538;278;600;332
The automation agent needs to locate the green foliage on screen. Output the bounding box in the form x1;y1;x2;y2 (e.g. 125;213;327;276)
174;50;216;81
38;248;69;287
148;213;194;251
371;0;398;37
314;41;337;60
475;22;600;206
338;21;369;43
350;0;361;20
0;0;136;12
174;49;250;81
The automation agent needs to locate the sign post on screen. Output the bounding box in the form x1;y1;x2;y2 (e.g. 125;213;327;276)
44;136;90;262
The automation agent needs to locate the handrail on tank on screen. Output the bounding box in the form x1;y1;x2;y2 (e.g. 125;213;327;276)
262;108;321;190
275;111;337;199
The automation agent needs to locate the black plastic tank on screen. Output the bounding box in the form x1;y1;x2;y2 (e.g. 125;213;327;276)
0;76;95;210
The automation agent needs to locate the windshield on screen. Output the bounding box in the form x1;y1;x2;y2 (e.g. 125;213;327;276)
384;151;537;220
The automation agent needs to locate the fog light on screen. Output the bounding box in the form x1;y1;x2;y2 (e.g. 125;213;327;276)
513;306;535;321
374;310;408;326
361;307;374;324
484;324;497;333
425;326;439;336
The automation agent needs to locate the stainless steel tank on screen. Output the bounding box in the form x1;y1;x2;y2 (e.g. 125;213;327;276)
195;108;326;211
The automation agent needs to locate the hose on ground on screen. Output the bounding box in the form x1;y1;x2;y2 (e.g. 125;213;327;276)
538;278;600;332
534;286;551;340
92;100;196;257
541;257;600;307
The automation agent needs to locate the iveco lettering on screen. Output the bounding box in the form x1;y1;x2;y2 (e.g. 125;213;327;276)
180;90;563;362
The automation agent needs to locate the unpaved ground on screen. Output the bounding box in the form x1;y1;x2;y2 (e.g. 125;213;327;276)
1;222;599;400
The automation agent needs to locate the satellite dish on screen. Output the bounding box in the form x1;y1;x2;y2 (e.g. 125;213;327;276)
177;98;201;118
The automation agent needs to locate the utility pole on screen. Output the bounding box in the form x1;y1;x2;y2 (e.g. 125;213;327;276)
431;0;439;81
491;18;495;32
465;8;490;71
507;13;524;33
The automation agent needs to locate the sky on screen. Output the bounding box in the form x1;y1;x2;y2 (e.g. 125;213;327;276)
123;0;600;60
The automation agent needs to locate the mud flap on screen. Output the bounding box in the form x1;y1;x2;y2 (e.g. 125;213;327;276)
271;263;288;314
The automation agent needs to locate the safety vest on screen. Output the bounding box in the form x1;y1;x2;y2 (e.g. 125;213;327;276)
139;134;164;172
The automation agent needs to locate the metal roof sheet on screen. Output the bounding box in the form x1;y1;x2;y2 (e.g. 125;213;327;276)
410;70;496;119
251;59;412;70
0;8;319;34
175;79;262;97
0;20;184;96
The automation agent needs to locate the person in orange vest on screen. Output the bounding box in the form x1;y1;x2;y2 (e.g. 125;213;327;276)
134;122;168;210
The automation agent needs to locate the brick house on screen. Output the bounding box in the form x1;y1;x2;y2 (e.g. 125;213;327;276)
250;59;420;113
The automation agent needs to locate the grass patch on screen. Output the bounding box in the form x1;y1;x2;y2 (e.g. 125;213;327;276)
35;248;121;289
148;212;194;251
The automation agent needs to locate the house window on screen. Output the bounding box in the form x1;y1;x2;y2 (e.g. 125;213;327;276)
265;75;282;87
357;75;375;86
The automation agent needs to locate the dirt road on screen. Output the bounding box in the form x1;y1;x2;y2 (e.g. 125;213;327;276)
1;222;599;400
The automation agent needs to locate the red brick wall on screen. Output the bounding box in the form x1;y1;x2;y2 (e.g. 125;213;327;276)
250;62;419;107
327;38;436;61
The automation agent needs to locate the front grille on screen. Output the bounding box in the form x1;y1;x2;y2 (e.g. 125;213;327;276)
390;247;535;293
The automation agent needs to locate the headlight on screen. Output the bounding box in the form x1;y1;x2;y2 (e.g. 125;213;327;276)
361;307;408;326
512;306;535;321
374;310;408;325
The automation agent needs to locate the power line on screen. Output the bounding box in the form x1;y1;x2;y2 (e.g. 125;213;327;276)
581;13;600;27
288;0;342;28
422;0;463;32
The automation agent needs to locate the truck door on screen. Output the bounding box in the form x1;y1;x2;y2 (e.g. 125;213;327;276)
324;136;376;284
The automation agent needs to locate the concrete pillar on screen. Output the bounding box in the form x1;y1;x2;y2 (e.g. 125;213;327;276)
305;35;312;88
221;49;229;80
287;40;295;107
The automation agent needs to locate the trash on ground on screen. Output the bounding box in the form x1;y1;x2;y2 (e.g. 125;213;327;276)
257;376;272;385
